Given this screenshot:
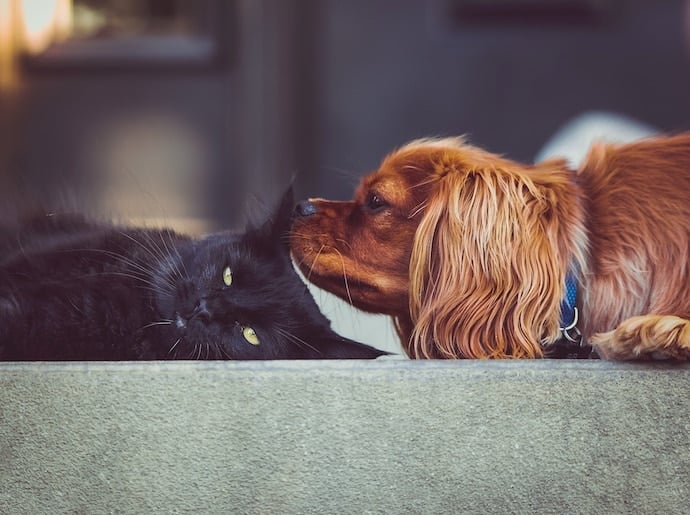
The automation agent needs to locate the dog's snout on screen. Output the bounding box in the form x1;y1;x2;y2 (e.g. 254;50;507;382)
295;200;317;217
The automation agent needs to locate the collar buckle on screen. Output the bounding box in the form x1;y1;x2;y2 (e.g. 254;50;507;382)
560;306;582;344
549;281;596;358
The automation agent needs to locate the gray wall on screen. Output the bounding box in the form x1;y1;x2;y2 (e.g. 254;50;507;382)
2;0;690;222
308;0;690;199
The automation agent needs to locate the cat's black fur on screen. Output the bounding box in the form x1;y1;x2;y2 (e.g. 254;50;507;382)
0;190;386;360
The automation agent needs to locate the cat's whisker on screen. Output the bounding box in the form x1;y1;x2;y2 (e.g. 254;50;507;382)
65;272;168;298
144;287;173;298
169;337;182;356
140;230;185;285
69;247;153;276
217;342;231;359
85;271;171;295
117;231;178;288
67;298;85;316
74;247;176;292
117;257;174;291
165;228;190;280
22;245;174;296
65;269;149;288
177;253;190;281
276;326;321;355
117;231;159;261
140;320;173;330
154;230;186;282
139;230;171;267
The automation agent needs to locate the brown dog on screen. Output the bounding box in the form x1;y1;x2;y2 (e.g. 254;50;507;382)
290;134;690;360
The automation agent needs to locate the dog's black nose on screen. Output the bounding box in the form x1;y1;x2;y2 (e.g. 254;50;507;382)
295;200;317;217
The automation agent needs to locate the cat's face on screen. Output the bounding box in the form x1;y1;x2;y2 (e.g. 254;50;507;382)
149;190;385;360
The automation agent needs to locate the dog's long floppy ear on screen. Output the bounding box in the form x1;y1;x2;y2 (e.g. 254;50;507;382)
408;160;577;359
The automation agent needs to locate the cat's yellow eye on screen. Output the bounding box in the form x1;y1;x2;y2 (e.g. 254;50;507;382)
242;326;260;346
222;265;233;287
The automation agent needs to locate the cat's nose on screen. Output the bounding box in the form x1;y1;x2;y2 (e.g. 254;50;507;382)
294;200;317;217
190;299;212;324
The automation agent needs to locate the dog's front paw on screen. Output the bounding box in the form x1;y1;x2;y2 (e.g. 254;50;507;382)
592;315;690;361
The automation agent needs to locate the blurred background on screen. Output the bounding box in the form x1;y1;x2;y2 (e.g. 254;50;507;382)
1;0;690;353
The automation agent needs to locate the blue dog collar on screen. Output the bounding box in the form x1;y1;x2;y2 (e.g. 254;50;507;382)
559;268;582;345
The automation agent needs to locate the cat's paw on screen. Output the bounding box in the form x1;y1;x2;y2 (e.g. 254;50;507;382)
375;353;408;360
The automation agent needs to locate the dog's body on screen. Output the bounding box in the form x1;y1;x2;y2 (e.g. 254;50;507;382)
291;133;690;360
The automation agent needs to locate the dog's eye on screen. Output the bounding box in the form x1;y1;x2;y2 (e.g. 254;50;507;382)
366;192;388;212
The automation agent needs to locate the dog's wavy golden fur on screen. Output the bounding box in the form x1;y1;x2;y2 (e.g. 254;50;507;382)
290;134;690;360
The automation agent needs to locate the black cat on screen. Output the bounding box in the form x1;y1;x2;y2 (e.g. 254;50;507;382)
0;190;386;360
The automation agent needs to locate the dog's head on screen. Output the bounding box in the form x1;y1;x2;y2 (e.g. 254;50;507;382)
291;137;585;358
290;141;439;317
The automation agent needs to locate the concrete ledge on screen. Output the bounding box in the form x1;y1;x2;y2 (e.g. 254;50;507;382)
1;360;689;514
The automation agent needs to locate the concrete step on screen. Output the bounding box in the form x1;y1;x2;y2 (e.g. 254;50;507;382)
1;360;689;514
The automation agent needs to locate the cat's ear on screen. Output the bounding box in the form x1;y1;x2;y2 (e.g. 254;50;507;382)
270;186;295;241
247;186;294;248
